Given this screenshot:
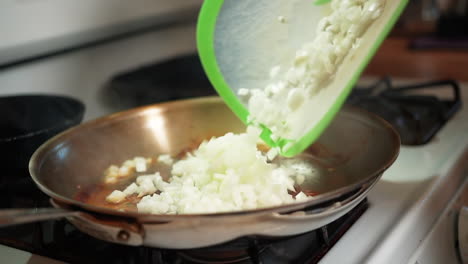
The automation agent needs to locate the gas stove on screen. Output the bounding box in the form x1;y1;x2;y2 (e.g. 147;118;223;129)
348;78;462;145
0;192;368;264
0;23;467;264
323;78;468;264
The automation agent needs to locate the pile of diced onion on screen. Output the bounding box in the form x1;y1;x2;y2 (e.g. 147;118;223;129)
105;131;317;214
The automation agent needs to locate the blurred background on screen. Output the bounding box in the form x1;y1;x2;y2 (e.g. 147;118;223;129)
0;0;467;120
365;0;468;81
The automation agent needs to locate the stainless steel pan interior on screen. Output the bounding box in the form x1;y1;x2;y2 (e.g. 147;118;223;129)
29;96;400;222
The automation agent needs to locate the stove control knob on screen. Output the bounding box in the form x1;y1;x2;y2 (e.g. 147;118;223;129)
458;206;468;263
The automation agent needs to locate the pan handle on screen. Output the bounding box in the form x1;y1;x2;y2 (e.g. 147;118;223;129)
0;208;79;227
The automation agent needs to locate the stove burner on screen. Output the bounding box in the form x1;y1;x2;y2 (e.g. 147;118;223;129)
103;54;216;110
177;240;267;264
347;78;462;145
177;198;368;264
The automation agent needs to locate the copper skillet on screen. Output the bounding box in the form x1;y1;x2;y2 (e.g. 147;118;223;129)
0;97;399;249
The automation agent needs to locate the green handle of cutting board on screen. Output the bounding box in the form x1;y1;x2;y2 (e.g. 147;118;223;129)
197;0;409;157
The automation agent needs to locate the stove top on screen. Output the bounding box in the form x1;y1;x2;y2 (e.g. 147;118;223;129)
0;173;368;263
1;54;467;264
347;78;462;145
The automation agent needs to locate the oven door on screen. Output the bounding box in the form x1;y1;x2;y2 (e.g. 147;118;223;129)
409;174;468;264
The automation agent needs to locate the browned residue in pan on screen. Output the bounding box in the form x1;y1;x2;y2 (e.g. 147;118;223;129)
76;183;141;212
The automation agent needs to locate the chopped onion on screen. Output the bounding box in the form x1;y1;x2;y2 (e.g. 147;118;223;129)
106;132;319;214
106;190;126;203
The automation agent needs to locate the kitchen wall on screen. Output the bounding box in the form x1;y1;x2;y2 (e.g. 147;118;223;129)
365;0;468;81
0;21;198;120
0;0;202;66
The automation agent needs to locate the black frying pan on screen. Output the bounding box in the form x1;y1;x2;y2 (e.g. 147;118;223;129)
0;94;85;184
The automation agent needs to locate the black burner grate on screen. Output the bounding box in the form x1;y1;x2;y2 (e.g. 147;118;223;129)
347;78;462;145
